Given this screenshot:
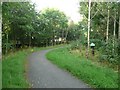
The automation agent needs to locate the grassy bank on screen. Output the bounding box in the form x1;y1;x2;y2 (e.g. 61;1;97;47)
2;48;33;88
46;48;118;88
2;45;64;88
0;61;1;89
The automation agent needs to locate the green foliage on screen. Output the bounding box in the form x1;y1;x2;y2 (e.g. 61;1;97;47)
2;2;68;54
2;2;37;53
67;23;82;41
46;48;118;88
68;40;82;50
37;8;68;46
90;39;103;49
99;37;119;64
79;2;119;67
79;2;119;41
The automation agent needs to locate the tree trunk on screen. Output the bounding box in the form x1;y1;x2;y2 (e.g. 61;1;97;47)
5;33;8;54
0;4;2;59
113;14;116;38
87;0;91;58
65;28;68;44
52;30;55;46
29;32;31;47
46;39;48;47
106;4;109;43
61;30;64;44
113;11;116;52
118;16;120;40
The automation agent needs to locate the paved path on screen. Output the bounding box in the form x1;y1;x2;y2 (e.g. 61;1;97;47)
27;48;91;88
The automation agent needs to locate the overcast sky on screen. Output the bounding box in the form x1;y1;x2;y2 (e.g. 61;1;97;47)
31;0;83;23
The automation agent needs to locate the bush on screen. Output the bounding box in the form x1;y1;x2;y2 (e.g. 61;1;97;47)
98;37;118;65
2;42;14;54
90;39;103;49
68;40;83;50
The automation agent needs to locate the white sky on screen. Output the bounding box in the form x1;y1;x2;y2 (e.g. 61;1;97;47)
30;0;83;23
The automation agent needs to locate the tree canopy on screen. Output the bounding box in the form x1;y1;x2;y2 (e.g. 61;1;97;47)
2;2;68;54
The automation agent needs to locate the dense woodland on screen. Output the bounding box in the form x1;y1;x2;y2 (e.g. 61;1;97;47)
2;2;120;66
2;2;68;53
79;2;120;66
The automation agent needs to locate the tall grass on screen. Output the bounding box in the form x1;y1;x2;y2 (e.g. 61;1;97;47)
2;49;31;88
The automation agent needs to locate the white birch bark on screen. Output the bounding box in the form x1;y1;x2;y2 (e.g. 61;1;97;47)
87;0;91;58
106;3;109;43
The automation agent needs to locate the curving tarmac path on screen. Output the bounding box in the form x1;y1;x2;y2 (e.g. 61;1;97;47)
27;48;91;88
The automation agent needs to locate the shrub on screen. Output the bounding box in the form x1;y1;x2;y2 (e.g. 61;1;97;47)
98;37;118;65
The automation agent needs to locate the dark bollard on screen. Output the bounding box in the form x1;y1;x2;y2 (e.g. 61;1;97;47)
92;47;94;56
90;43;95;56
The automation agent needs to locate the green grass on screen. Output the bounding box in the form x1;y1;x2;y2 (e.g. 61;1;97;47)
0;60;1;89
2;45;65;88
46;48;118;88
2;49;32;88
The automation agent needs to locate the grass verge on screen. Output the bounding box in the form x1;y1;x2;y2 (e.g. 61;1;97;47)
2;48;32;88
0;60;1;89
46;47;118;88
2;44;64;88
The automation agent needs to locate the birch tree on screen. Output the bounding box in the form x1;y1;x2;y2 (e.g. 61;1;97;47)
87;0;91;58
113;8;116;52
118;15;120;40
106;3;109;43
